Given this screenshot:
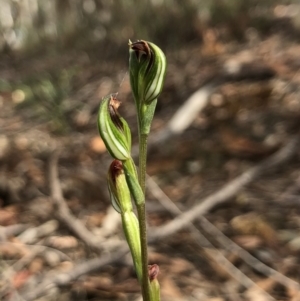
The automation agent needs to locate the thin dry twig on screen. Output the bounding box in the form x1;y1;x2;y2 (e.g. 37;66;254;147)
150;135;300;239
0;224;30;242
48;150;103;252
10;241;72;272
17;220;59;244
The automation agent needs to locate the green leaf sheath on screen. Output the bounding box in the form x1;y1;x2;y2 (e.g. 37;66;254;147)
122;211;142;282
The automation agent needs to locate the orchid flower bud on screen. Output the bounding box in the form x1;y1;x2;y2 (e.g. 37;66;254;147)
107;160;132;213
149;264;160;301
98;94;131;161
107;160;142;281
129;40;166;106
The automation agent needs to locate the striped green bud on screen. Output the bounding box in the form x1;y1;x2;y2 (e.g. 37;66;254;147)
129;40;166;106
107;160;133;213
149;264;160;301
107;160;142;281
98;94;131;161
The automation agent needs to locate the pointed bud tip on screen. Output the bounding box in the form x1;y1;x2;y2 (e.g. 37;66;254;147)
109;94;121;110
148;264;159;281
109;160;123;182
107;94;123;130
129;40;151;59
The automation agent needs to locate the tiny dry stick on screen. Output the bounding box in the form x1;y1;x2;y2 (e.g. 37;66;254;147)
150;135;300;239
0;224;30;241
18;220;59;244
11;241;72;272
48;150;103;252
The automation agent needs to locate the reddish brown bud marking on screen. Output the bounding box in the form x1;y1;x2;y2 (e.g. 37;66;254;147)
148;264;159;281
108;94;123;130
130;40;151;61
130;40;154;75
110;94;121;109
109;160;123;183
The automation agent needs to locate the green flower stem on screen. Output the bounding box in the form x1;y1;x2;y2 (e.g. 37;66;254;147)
137;202;151;301
123;159;144;206
138;133;151;301
138;133;148;194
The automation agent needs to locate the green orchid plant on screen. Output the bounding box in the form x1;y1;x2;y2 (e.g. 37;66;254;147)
97;40;166;301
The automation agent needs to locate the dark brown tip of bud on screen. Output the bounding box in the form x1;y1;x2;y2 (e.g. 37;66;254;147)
109;160;123;182
148;264;159;281
130;40;152;63
108;94;123;130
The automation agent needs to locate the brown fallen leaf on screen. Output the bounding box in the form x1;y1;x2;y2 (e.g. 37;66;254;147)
12;270;31;289
86;212;105;228
245;287;273;301
46;236;78;249
28;257;44;274
89;136;106;154
232;235;263;250
219;127;276;158
161;276;183;300
291;291;300;301
0;206;19;226
245;278;277;301
168;257;194;274
230;212;279;248
0;241;29;259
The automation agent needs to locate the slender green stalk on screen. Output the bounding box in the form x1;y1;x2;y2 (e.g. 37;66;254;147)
137;202;150;301
138;133;148;194
137;132;151;301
